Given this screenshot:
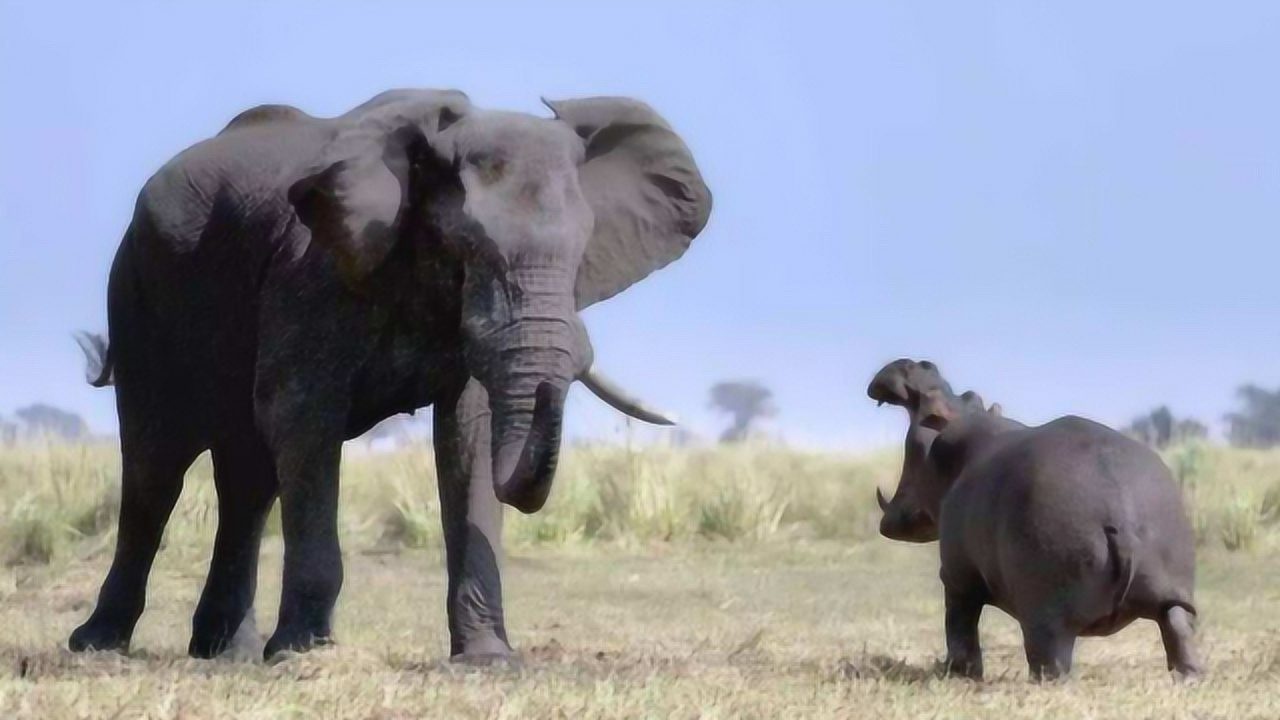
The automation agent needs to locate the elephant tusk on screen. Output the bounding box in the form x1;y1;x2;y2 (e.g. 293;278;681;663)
876;488;890;512
579;368;678;426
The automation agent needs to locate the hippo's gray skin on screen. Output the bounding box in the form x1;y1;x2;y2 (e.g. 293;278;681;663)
868;359;1203;681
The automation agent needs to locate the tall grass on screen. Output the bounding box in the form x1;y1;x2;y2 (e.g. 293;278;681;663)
2;439;1278;565
1165;443;1280;551
339;443;895;548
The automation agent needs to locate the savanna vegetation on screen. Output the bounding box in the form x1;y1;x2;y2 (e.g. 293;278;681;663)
2;439;1279;718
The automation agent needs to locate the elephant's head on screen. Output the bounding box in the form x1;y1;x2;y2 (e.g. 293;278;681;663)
289;90;712;513
867;359;983;542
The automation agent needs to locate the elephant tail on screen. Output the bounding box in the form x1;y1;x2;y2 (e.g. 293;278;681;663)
1104;525;1137;624
74;331;114;387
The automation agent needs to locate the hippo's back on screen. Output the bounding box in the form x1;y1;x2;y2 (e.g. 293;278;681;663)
1018;416;1189;540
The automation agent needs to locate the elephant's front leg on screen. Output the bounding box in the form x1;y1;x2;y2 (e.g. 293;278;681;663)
434;378;513;662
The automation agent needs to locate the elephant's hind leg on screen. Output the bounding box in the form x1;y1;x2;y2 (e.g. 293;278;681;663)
69;415;202;653
189;433;278;658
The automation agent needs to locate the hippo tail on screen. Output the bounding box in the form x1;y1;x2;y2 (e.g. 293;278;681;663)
1104;525;1137;622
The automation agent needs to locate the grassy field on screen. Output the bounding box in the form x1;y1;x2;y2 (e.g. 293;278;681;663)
2;441;1279;718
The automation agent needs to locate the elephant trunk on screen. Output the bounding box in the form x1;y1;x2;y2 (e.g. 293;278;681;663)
491;378;566;513
476;266;580;514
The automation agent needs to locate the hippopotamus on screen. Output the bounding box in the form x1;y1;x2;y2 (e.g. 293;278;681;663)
868;359;1203;680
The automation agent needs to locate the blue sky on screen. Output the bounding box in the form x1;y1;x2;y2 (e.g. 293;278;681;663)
1;2;1277;448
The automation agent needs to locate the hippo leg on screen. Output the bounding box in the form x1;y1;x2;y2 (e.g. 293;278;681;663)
943;591;985;679
1022;620;1076;681
1158;606;1204;679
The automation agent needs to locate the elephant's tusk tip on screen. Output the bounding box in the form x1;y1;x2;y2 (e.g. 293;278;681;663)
628;410;678;427
580;368;678;427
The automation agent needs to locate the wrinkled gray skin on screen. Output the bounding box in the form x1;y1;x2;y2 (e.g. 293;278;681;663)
869;359;1202;681
68;90;712;662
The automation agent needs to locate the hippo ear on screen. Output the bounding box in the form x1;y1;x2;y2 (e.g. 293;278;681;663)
919;390;955;431
988;403;1003;418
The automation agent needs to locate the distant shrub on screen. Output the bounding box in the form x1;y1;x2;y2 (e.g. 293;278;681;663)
1225;384;1280;448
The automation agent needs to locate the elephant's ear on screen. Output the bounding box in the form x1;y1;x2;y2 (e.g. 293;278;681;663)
288;90;470;285
543;97;713;309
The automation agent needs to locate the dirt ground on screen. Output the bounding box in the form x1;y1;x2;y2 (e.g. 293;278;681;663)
3;539;1278;719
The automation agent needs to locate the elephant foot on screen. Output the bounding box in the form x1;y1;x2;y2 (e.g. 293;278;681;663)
450;650;520;667
263;626;334;663
1173;666;1205;685
68;618;131;654
189;610;263;661
449;635;516;666
941;656;983;681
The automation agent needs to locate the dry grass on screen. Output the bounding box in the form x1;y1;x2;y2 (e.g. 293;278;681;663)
1;440;1279;718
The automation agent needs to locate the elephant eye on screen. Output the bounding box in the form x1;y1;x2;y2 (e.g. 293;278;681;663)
467;152;506;185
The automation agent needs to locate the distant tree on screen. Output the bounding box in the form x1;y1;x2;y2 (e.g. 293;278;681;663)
1149;406;1174;447
1174;418;1209;443
14;403;89;441
1225;384;1280;449
1125;406;1207;449
0;415;17;445
709;380;776;443
1126;417;1154;446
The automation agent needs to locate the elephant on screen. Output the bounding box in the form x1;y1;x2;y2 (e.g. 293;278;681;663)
68;89;712;662
868;359;1202;680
